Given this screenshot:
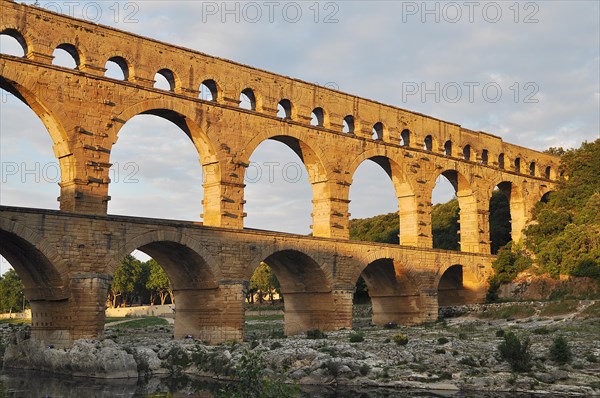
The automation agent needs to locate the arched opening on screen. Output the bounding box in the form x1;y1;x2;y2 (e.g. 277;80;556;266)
310;107;325;127
349;157;401;244
540;191;553;203
529;162;536;176
481;149;489;165
113;240;218;340
489;183;512;254
154;69;176;91
544;166;552;180
244;138;313;234
372;122;384;140
276;99;292;119
424;135;434;151
199;79;218;101
354;259;426;326
514;157;522;173
498;153;505;169
437;265;482;306
247;250;334;336
239;88;256;110
342;115;355;134
0;228;69;343
400;129;410;147
108;112;204;221
52;43;80;69
444;140;453;156
431;170;478;252
0;82;61;210
104;56;129;81
0;29;27;57
463;145;471;161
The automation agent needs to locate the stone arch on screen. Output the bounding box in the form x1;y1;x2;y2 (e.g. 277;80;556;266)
0;27;30;56
154;68;179;92
239;87;260;111
247;249;335;335
199;78;220;102
424;134;436;151
492;180;527;243
348;150;419;246
0;217;69;294
104;55;132;81
436;263;484;306
51;42;83;69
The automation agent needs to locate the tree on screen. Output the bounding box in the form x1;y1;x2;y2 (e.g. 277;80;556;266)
108;254;144;308
489;190;512;254
431;198;460;251
146;259;173;305
0;269;25;314
250;263;281;305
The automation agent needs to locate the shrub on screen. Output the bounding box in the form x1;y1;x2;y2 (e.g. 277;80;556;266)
459;356;478;367
437;337;449;345
270;341;283;350
349;331;365;343
359;363;371;376
321;360;343;377
585;353;598;363
162;346;191;376
392;333;408;346
496;329;505;337
532;327;552;335
549;335;572;365
435;348;446;354
306;329;327;339
497;332;532;372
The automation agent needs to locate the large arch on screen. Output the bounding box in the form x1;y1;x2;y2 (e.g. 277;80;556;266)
493;181;527;244
348;151;419;246
112;230;223;340
431;170;480;252
437;264;485;306
246;249;336;335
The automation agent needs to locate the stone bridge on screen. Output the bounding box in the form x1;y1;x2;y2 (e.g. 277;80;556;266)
0;1;558;346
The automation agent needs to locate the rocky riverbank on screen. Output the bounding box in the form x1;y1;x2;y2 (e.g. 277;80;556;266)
2;301;600;397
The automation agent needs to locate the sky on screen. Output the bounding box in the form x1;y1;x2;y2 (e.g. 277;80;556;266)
1;1;599;273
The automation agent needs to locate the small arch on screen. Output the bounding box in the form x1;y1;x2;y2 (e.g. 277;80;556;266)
498;153;505;169
463;145;471;161
540;191;553;203
372;122;384;140
481;149;489;165
277;99;293;119
342;115;355;134
544;166;552;179
437;264;483;306
0;29;28;57
529;162;536;176
104;56;129;81
52;43;80;69
199;79;218;101
424;135;433;151
154;68;176;91
310;107;325;127
514;157;522;173
444;140;453;156
239;88;256;110
400;129;411;147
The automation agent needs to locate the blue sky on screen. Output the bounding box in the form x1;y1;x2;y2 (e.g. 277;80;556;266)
1;1;599;273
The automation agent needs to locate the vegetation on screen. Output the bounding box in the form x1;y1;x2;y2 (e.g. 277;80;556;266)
479;304;535;320
431;199;460;250
392;333;409;346
306;329;327;339
539;300;579;317
247;262;281;305
0;269;27;313
549;335;572;365
116;317;169;329
349;331;365;343
497;331;532;372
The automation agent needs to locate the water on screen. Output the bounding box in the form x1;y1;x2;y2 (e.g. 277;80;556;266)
0;370;550;398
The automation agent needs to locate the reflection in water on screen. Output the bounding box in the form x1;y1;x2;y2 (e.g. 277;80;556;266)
0;370;551;397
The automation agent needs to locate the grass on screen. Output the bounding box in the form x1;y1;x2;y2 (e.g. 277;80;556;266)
540;300;579;317
578;302;600;318
113;317;169;329
0;318;30;325
104;317;127;323
478;305;535;320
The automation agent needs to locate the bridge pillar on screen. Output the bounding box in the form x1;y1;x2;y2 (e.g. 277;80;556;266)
28;299;73;348
399;192;433;247
283;291;339;335
332;287;354;329
173;281;245;343
69;273;112;341
370;290;437;326
311;181;350;239
457;192;488;253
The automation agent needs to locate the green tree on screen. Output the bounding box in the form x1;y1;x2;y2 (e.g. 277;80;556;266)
250;263;281;305
489;190;512;254
0;269;26;313
108;254;143;308
431;198;460;251
146;259;173;305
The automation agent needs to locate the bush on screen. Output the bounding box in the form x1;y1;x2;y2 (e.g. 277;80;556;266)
306;329;327;339
497;332;532;372
437;337;449;345
435;348;446;354
349;331;364;343
496;329;505;337
392;333;408;346
459;356;478;367
585;353;598;363
359;363;371;376
270;341;283;350
549;335;572;365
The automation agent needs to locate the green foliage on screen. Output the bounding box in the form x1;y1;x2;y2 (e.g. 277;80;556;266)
109;254;145;308
162;346;191;376
349;331;365;343
146;259;172;305
392;333;408;346
248;263;281;305
497;331;532;372
306;329;327;339
487;243;532;301
0;269;26;313
431;199;460;251
219;349;298;398
549;336;572;365
489;190;512;254
437;337;449;345
349;212;399;244
526;140;600;280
